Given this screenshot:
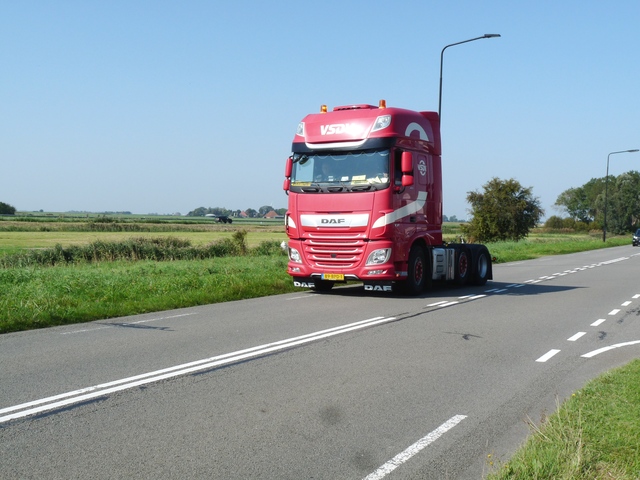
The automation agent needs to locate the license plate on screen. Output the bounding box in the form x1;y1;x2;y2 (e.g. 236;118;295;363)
322;273;344;281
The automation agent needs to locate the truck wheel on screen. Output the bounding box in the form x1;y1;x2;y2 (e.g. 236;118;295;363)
312;279;334;292
403;245;426;295
472;248;490;286
455;248;470;285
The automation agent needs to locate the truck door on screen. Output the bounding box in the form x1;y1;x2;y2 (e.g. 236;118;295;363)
392;149;417;261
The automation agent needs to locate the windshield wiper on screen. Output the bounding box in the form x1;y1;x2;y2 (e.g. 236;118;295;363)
350;184;373;191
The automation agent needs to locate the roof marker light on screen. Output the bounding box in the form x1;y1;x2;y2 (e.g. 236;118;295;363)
320;105;328;113
379;99;386;109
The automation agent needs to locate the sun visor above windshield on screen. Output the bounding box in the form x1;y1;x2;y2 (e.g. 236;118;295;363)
293;105;440;154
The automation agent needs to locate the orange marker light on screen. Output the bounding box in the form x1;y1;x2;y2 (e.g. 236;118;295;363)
379;99;386;109
320;105;328;113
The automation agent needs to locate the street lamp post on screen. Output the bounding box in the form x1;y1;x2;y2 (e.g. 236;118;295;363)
603;149;640;242
438;34;501;122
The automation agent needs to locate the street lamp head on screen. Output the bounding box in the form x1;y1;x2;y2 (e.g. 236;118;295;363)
483;34;501;38
628;149;639;153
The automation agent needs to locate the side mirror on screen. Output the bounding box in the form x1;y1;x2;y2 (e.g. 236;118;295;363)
284;156;293;178
401;151;413;174
283;178;291;191
402;175;414;187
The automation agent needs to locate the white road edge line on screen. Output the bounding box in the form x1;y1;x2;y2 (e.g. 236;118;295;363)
1;316;395;424
581;340;640;358
363;415;467;480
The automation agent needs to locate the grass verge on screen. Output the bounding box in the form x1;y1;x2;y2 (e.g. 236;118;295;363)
486;359;640;479
484;234;629;263
0;255;296;333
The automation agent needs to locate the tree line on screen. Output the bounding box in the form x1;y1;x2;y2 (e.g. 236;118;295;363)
187;206;286;218
552;170;640;235
463;170;640;243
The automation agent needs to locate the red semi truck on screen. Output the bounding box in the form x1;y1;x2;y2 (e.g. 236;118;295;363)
282;100;492;294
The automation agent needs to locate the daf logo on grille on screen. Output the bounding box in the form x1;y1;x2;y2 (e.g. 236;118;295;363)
300;213;369;228
321;218;346;224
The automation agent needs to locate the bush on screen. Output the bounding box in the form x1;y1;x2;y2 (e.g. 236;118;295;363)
545;216;565;229
543;216;594;233
0;231;278;268
0;202;16;215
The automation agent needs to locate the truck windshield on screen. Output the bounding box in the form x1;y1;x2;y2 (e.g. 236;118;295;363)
290;149;390;191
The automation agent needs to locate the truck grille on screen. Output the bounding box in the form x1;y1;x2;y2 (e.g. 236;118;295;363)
302;233;366;269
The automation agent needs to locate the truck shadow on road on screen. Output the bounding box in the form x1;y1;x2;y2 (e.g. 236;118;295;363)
311;280;582;299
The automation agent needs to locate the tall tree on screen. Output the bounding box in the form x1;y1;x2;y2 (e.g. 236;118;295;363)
554;177;604;223
606;171;640;234
462;177;544;242
258;205;274;216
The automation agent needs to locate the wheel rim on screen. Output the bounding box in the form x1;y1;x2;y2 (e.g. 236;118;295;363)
414;257;424;285
459;252;469;278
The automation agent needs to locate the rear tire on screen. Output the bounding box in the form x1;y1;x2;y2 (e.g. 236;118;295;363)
471;248;490;286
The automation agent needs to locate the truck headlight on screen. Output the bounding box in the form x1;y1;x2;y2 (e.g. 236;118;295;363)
288;247;302;263
366;248;391;265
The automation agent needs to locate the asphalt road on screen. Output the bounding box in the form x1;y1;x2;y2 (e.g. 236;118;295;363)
2;245;640;479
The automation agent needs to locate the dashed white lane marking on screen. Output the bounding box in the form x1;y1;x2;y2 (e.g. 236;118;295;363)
568;332;587;342
608;309;621;316
363;415;467;480
427;301;449;307
582;341;640;358
591;319;606;327
536;349;561;362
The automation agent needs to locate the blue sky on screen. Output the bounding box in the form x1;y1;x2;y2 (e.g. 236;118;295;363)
2;1;639;218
